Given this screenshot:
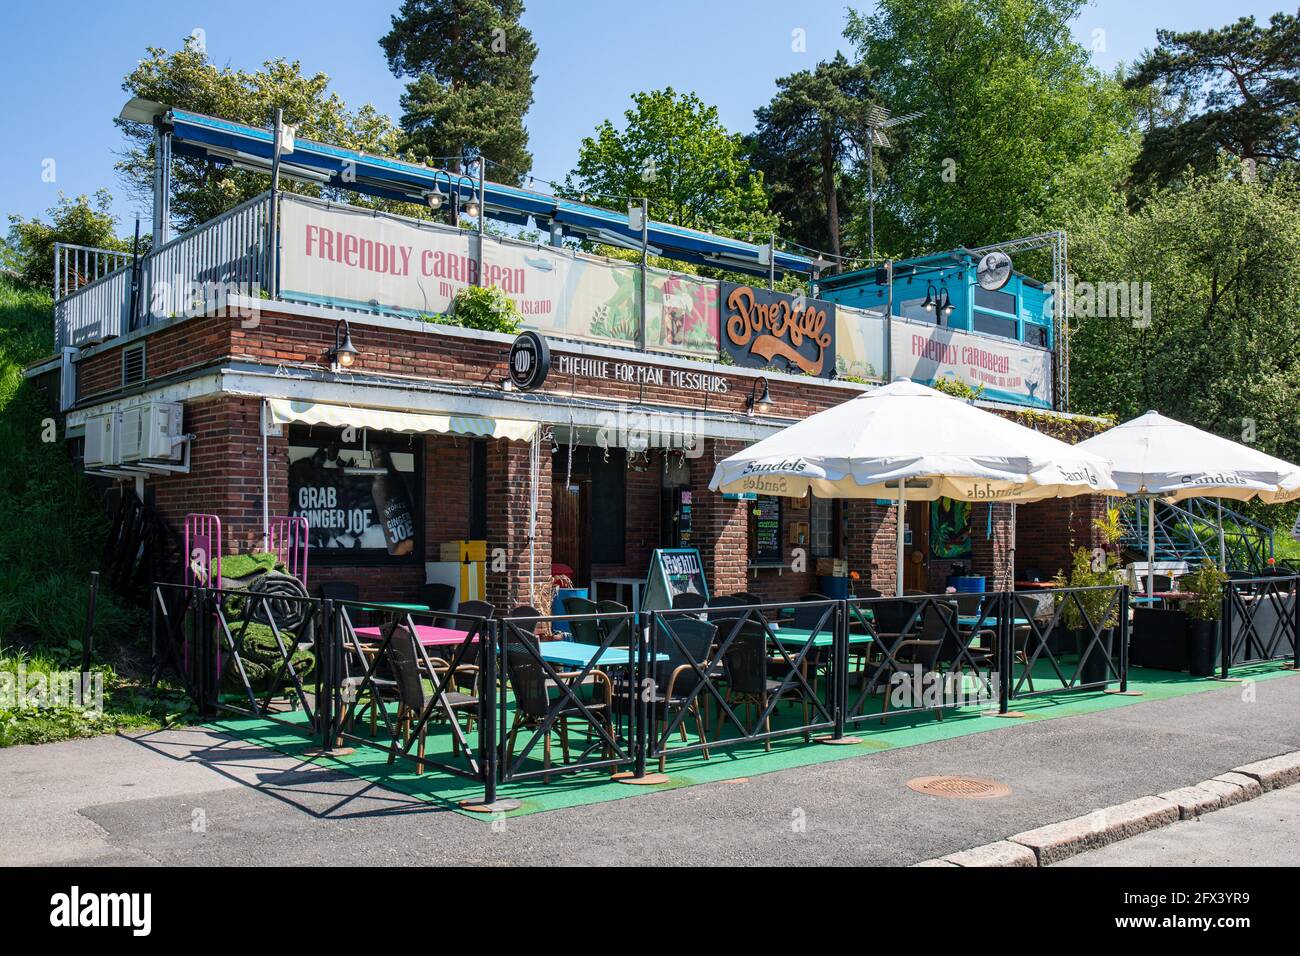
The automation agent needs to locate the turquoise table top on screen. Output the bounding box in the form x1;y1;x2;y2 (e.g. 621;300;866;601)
538;642;667;669
958;615;1031;628
766;627;873;647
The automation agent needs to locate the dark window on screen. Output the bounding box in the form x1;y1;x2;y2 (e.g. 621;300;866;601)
122;344;146;385
1023;323;1049;348
287;425;422;564
589;448;626;565
973;310;1017;340
468;439;487;540
810;496;838;558
973;287;1017;315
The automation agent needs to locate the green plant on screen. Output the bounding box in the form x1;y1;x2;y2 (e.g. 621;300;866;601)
1054;507;1125;629
448;285;522;334
931;376;984;401
1181;560;1228;621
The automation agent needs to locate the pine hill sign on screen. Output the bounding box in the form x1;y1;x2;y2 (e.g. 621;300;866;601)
721;283;836;378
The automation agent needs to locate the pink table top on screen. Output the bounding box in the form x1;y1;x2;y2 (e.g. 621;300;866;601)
353;624;474;647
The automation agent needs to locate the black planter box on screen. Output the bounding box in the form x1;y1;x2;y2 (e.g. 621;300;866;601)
1074;628;1116;686
1130;608;1189;672
1186;618;1220;677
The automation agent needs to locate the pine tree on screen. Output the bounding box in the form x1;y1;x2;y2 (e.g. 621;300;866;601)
380;0;538;183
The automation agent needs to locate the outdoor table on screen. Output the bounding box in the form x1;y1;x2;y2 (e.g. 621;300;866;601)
1014;581;1057;590
359;601;431;613
354;623;474;647
537;641;667;669
765;626;873;648
958;615;1031;628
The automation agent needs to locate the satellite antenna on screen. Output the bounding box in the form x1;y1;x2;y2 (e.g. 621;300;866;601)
864;105;923;262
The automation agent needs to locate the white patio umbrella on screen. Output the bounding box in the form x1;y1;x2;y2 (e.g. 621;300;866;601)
710;379;1119;596
1075;411;1300;595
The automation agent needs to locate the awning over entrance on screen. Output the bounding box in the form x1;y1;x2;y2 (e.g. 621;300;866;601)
266;398;538;442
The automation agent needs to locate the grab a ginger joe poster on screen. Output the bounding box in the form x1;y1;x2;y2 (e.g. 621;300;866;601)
287;428;418;557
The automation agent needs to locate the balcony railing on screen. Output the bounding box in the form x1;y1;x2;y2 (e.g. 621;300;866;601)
54;191;1052;408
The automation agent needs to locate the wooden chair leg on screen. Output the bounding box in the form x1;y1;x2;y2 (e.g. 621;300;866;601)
559;716;571;765
416;727;426;775
693;704;710;760
543;729;552;784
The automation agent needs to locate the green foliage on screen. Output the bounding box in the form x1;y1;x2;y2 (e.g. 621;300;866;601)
1054;508;1124;629
1181;560;1229;622
448;284;522;333
4;191;131;292
119;39;407;230
381;0;537;182
0;278;142;652
1066;162;1300;485
565;88;778;240
930;376;983;401
747;53;877;261
1125;12;1300;191
844;0;1140;256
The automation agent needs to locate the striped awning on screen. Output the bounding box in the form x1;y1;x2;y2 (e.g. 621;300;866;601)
267;398;537;442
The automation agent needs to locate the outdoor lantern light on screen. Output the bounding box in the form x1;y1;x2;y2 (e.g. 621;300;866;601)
330;319;359;369
425;190;445;210
463;194;481;218
747;376;772;416
939;287;955;318
922;283;937;313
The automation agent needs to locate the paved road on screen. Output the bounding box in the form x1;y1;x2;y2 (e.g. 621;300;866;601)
1;673;1297;866
1060;785;1300;867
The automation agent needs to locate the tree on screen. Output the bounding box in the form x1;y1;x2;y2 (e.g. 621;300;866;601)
118;39;404;231
747;54;877;264
843;0;1140;256
1125;12;1300;191
565;88;777;240
1067;161;1300;478
4;191;131;291
381;0;537;182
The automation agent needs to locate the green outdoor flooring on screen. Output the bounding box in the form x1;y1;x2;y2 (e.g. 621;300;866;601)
209;659;1299;820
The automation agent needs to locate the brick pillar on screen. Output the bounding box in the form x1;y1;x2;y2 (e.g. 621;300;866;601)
485;437;551;609
971;502;1014;591
688;439;748;598
844;499;900;595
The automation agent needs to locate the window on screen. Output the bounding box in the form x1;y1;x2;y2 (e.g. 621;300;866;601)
1023;323;1049;348
973;287;1017;315
895;296;942;325
973;311;1017;340
287;425;422;563
810;496;838;558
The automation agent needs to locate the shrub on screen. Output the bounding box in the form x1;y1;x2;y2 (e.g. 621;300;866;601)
448;285;523;334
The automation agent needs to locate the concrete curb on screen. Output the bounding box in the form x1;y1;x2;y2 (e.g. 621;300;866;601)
913;750;1300;867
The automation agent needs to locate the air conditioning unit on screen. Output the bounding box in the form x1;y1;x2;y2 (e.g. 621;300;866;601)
120;402;185;462
83;410;122;467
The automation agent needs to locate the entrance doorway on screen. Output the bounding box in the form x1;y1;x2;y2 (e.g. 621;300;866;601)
903;500;930;592
551;446;626;587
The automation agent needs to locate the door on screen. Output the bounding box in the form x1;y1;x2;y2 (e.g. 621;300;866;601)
551;478;591;586
903;500;930;592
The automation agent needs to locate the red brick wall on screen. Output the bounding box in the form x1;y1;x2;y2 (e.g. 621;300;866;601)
1015;495;1110;582
485;438;551;610
687;440;748;598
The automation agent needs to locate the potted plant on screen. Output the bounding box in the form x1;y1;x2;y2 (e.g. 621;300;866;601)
1181;560;1227;676
1053;508;1124;685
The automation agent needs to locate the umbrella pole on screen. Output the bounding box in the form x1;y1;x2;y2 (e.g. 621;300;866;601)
1147;496;1156;599
1217;497;1227;571
896;481;906;598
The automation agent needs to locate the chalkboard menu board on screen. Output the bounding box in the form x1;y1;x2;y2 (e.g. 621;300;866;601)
677;490;693;547
751;495;783;565
642;548;710;612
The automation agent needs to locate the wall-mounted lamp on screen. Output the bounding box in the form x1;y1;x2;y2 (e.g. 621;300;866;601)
329;319;359;370
938;287;955;319
922;283;937;313
746;376;772;416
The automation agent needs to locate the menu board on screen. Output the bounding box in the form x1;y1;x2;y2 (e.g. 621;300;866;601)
677;490;693;547
642;548;710;612
751;496;783;565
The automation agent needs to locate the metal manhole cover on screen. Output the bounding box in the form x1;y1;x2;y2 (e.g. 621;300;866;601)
906;776;1011;799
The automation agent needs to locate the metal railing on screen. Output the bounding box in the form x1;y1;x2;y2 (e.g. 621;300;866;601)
54;192;271;351
1221;575;1299;676
1119;497;1275;574
53;242;132;301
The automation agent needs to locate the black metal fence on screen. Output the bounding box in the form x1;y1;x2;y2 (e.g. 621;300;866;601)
1221;575;1299;677
151;579;1300;804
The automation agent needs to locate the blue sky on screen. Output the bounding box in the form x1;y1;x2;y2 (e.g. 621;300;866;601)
0;1;1287;231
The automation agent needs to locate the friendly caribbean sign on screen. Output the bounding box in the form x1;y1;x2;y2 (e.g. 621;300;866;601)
720;282;836;378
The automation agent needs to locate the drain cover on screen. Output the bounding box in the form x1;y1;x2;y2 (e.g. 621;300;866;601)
906;776;1011;799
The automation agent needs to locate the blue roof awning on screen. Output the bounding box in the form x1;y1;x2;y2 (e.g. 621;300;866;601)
145;105;815;278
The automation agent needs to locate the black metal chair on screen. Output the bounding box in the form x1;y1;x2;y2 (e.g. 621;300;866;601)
505;644;613;782
419;582;457;626
875;603;948;723
648;617;717;772
781;596;835;697
457;600;495;620
562;595;602;645
318;580;364;625
595;599;632;648
385;625;479;773
505;605;543;647
671;591;708;610
716;620;808;750
336;610;399;742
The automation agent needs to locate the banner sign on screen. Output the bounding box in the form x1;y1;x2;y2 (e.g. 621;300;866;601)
835;305;886;381
641;548;710;612
720;282;836;378
280;197;721;356
891;319;1052;408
